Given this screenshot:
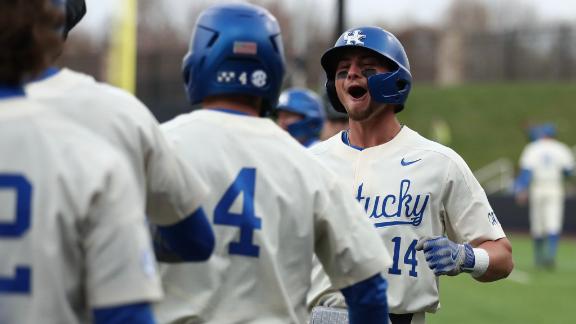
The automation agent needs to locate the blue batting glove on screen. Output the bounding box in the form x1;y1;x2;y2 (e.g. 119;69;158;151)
415;236;475;276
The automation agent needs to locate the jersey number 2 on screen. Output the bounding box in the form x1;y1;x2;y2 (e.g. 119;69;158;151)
214;168;261;257
0;174;32;294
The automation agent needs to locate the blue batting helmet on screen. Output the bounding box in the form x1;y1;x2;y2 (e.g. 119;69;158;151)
276;88;325;144
321;26;412;113
63;0;86;39
182;3;286;115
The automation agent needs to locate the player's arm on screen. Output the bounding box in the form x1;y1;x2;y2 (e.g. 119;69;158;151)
416;156;514;281
313;175;390;324
473;237;513;282
151;207;214;262
340;274;388;323
83;153;162;311
140;113;215;262
415;235;513;282
93;303;155;324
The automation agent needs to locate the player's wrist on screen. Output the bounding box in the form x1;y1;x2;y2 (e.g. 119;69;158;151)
466;247;489;278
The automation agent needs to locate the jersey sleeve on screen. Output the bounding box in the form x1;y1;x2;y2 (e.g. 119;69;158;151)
442;154;506;244
313;174;390;290
143;111;210;226
84;155;162;308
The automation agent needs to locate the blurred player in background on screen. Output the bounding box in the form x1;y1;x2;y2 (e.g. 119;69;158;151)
0;0;162;322
515;123;574;269
25;0;215;262
321;94;349;140
307;26;514;324
275;87;326;147
154;4;391;324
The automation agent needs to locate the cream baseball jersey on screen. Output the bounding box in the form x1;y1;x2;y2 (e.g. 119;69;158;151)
519;138;574;191
154;110;390;324
308;126;506;314
0;98;161;323
25;68;209;225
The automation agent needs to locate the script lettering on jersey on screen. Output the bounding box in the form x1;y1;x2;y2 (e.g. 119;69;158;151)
355;179;429;227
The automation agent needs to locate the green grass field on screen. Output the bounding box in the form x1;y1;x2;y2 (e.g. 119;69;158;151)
400;82;576;171
427;234;576;324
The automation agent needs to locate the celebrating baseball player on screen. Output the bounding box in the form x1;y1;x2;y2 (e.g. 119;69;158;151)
276;87;326;147
515;123;574;269
307;26;514;323
153;4;391;324
0;1;161;322
25;0;215;262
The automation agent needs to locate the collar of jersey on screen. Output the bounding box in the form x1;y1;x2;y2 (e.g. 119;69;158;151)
0;85;25;99
341;129;365;151
34;67;61;82
341;125;407;152
210;108;251;116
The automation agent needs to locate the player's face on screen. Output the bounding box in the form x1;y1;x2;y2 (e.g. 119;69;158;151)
276;110;303;131
334;48;390;121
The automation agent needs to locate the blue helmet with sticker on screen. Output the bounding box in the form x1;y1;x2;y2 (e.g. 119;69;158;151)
321;26;412;113
276;88;325;145
182;3;285;115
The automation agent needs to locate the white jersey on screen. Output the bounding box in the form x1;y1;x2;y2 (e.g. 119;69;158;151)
308;126;506;314
25;68;209;225
519;138;574;192
519;138;574;236
154;110;390;324
0;98;161;324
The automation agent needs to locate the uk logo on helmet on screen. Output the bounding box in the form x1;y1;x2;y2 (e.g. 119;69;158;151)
344;30;365;45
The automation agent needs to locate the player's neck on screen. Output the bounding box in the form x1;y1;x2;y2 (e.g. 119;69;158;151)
203;96;261;116
347;111;402;148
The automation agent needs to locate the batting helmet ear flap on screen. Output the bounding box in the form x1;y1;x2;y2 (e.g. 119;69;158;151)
367;68;412;113
325;80;347;113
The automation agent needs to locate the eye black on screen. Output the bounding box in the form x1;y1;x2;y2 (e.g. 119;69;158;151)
336;71;348;79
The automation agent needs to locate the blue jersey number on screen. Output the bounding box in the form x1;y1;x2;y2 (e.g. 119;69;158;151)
0;174;32;294
388;237;418;277
214;168;261;257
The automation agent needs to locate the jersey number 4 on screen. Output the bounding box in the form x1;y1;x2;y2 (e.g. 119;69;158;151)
0;174;32;294
388;237;418;277
214;168;262;258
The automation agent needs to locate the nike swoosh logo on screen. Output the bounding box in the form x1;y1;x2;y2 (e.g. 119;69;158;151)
401;158;422;166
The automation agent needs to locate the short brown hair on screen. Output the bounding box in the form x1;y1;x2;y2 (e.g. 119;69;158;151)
0;0;64;85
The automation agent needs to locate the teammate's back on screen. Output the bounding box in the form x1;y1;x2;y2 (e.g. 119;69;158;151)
156;109;385;324
0;100;161;323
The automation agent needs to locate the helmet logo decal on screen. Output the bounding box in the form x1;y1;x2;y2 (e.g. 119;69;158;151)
233;41;258;55
251;70;267;88
344;30;366;45
217;71;236;83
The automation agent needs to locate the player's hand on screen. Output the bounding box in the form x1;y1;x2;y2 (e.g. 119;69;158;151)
415;236;475;276
515;191;528;206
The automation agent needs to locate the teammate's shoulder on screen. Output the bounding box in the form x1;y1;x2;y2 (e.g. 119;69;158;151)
308;131;343;155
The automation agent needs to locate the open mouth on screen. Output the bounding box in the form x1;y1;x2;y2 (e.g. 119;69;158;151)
348;86;367;99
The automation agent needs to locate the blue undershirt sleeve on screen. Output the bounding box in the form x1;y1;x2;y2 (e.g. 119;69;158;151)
93;302;155;324
153;207;215;262
341;274;388;324
514;168;532;193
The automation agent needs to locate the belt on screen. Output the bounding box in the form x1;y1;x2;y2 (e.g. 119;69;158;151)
389;313;414;324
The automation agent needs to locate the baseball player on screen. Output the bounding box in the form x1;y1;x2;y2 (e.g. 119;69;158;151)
0;1;161;322
153;4;391;324
276;87;326;147
307;27;514;323
515;123;574;268
25;0;215;261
